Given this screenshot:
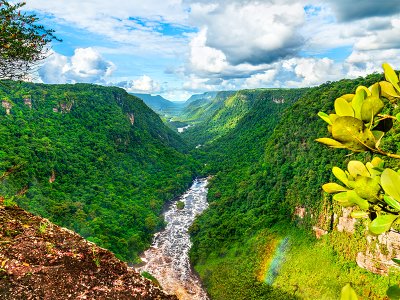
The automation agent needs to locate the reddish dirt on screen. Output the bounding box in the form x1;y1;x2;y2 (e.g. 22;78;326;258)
0;201;177;300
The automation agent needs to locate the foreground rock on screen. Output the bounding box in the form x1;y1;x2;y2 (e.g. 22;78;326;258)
0;200;177;300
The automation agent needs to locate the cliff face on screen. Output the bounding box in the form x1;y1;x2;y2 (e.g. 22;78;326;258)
0;200;177;300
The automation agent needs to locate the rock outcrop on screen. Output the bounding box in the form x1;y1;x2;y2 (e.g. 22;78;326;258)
356;230;400;275
0;200;177;300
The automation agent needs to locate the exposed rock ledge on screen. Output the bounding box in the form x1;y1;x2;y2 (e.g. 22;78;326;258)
0;200;177;300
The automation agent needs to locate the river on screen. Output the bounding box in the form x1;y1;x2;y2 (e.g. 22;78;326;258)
136;178;210;300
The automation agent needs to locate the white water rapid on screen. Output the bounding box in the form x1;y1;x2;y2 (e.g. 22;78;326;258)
136;178;210;300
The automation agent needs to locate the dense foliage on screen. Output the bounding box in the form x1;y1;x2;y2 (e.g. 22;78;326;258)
0;0;59;80
185;73;400;298
0;81;198;262
318;64;400;236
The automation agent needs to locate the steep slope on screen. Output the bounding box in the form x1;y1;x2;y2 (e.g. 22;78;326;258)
188;74;400;299
182;88;306;148
0;81;198;262
132;93;184;116
180;91;234;126
0;200;177;299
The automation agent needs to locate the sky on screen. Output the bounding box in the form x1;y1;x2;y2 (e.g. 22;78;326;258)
21;0;400;101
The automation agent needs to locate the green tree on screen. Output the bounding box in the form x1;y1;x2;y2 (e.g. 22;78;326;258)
0;0;59;80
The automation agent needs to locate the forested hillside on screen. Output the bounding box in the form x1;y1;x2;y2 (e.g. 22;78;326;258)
181;89;300;148
186;74;400;299
0;81;198;262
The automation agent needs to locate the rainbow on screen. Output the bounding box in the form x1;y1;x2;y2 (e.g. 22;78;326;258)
259;237;290;285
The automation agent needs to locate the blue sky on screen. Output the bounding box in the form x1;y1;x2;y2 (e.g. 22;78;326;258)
23;0;400;101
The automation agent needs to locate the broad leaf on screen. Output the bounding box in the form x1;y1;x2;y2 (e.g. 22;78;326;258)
384;195;400;211
348;161;370;177
335;97;354;117
369;82;380;98
332;116;376;151
333;192;353;207
322;183;348;193
369;214;398;235
353;177;380;202
383;63;400;92
351;89;364;119
315;138;345;148
371;157;384;167
379;81;400;98
365;162;382;178
332;166;349;186
387;285;400;300
351;211;369;218
381;169;400;202
347;190;369;210
318;111;332;125
396;113;400;122
356;85;371;97
341;94;355;102
340;284;358;300
361;96;384;122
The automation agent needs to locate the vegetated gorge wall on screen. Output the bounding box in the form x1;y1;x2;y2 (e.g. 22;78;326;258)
296;205;400;275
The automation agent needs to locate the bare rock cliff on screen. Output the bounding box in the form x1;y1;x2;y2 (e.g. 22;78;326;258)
0;200;177;300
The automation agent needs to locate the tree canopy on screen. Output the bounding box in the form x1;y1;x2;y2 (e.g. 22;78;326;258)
0;0;59;80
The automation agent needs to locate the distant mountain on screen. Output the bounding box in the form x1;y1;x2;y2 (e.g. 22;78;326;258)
132;93;184;116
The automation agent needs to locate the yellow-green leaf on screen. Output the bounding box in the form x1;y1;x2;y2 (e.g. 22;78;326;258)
331;116;375;151
347;190;369;210
384;195;400;211
318;111;332;125
361;96;384;122
365;162;382;178
356;85;371;97
352;89;365;119
333;193;356;208
341;94;355;102
315;138;345;148
351;211;369;218
335;97;354;117
383;63;400;92
381;168;400;202
371;157;384;167
348;161;370;177
322;182;348;193
369;214;398;235
340;284;358;300
379;81;400;98
332;166;349;186
329;114;339;124
369;82;380;98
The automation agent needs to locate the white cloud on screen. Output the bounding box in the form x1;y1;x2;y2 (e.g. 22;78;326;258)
25;0;400;95
121;75;161;93
188;28;228;74
189;1;305;65
282;57;342;87
39;48;115;83
244;69;278;88
24;0;190;57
